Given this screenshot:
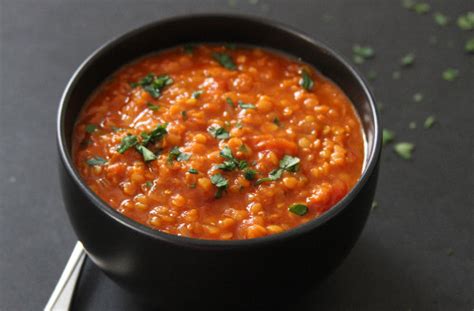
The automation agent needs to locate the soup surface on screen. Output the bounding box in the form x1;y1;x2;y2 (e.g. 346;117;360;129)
72;44;364;240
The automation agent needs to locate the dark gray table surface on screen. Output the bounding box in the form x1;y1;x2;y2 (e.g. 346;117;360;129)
1;0;472;310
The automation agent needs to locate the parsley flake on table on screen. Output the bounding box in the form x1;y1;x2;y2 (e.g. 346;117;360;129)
433;12;449;26
409;122;417;129
442;68;459;81
424;115;436;128
465;38;474;54
400;53;415;67
353;44;375;64
382;129;395;145
457;12;474;30
413;93;423;102
394;142;415;160
212;52;237;70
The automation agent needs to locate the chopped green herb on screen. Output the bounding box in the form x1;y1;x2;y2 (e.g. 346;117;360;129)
392;71;401;80
442;68;459;81
433;12;449;26
238;101;256;109
181;111;188;120
212;52;237;70
413;93;423;102
111;126;122;132
243;168;257;180
367;70;377;81
273;117;281;127
210;174;228;198
86;156;107;166
192;90;204;99
465;38;474;53
183;44;195;54
288;204;308;216
409;121;417;129
400;53;415;67
146;102;159;111
394;142;415;160
145;181;153;187
117;134;138;153
353;45;375;64
225;43;237;50
256;155;300;185
300;69;314;91
382;129;395;145
141;124;168;146
226;97;235;108
168;146;190;162
131;73;173;98
85;124;97;134
457;12;474;30
412;3;430;14
135;145;157;162
188;168;199;174
424;115;436;128
208;125;230;140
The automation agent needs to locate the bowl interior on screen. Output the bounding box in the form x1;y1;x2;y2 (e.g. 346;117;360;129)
59;14;380;243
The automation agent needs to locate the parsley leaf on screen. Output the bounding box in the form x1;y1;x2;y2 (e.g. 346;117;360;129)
141;124;168;146
85;124;97;134
192;90;204;99
208;126;230;140
289;204;308;216
212;52;237;70
86;156;107;166
226;97;235;108
131;73;173;98
146;102;159;111
273;117;281;127
144;181;153;187
238;101;256;109
135;145;157;162
243;168;257;180
188;168;199;174
256;155;300;184
168;146;190;162
300;69;314;91
210;174;228;198
117;134;138;153
394;142;415;160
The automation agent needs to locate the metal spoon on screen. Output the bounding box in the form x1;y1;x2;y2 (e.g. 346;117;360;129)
44;242;86;311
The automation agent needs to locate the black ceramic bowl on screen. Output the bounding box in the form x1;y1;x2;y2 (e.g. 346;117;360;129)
57;14;381;310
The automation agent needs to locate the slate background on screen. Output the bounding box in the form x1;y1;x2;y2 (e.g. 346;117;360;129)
0;0;472;310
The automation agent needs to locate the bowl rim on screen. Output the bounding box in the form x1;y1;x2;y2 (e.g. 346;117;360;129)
57;13;381;249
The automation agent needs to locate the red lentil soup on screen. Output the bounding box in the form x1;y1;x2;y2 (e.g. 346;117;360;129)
72;44;365;240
